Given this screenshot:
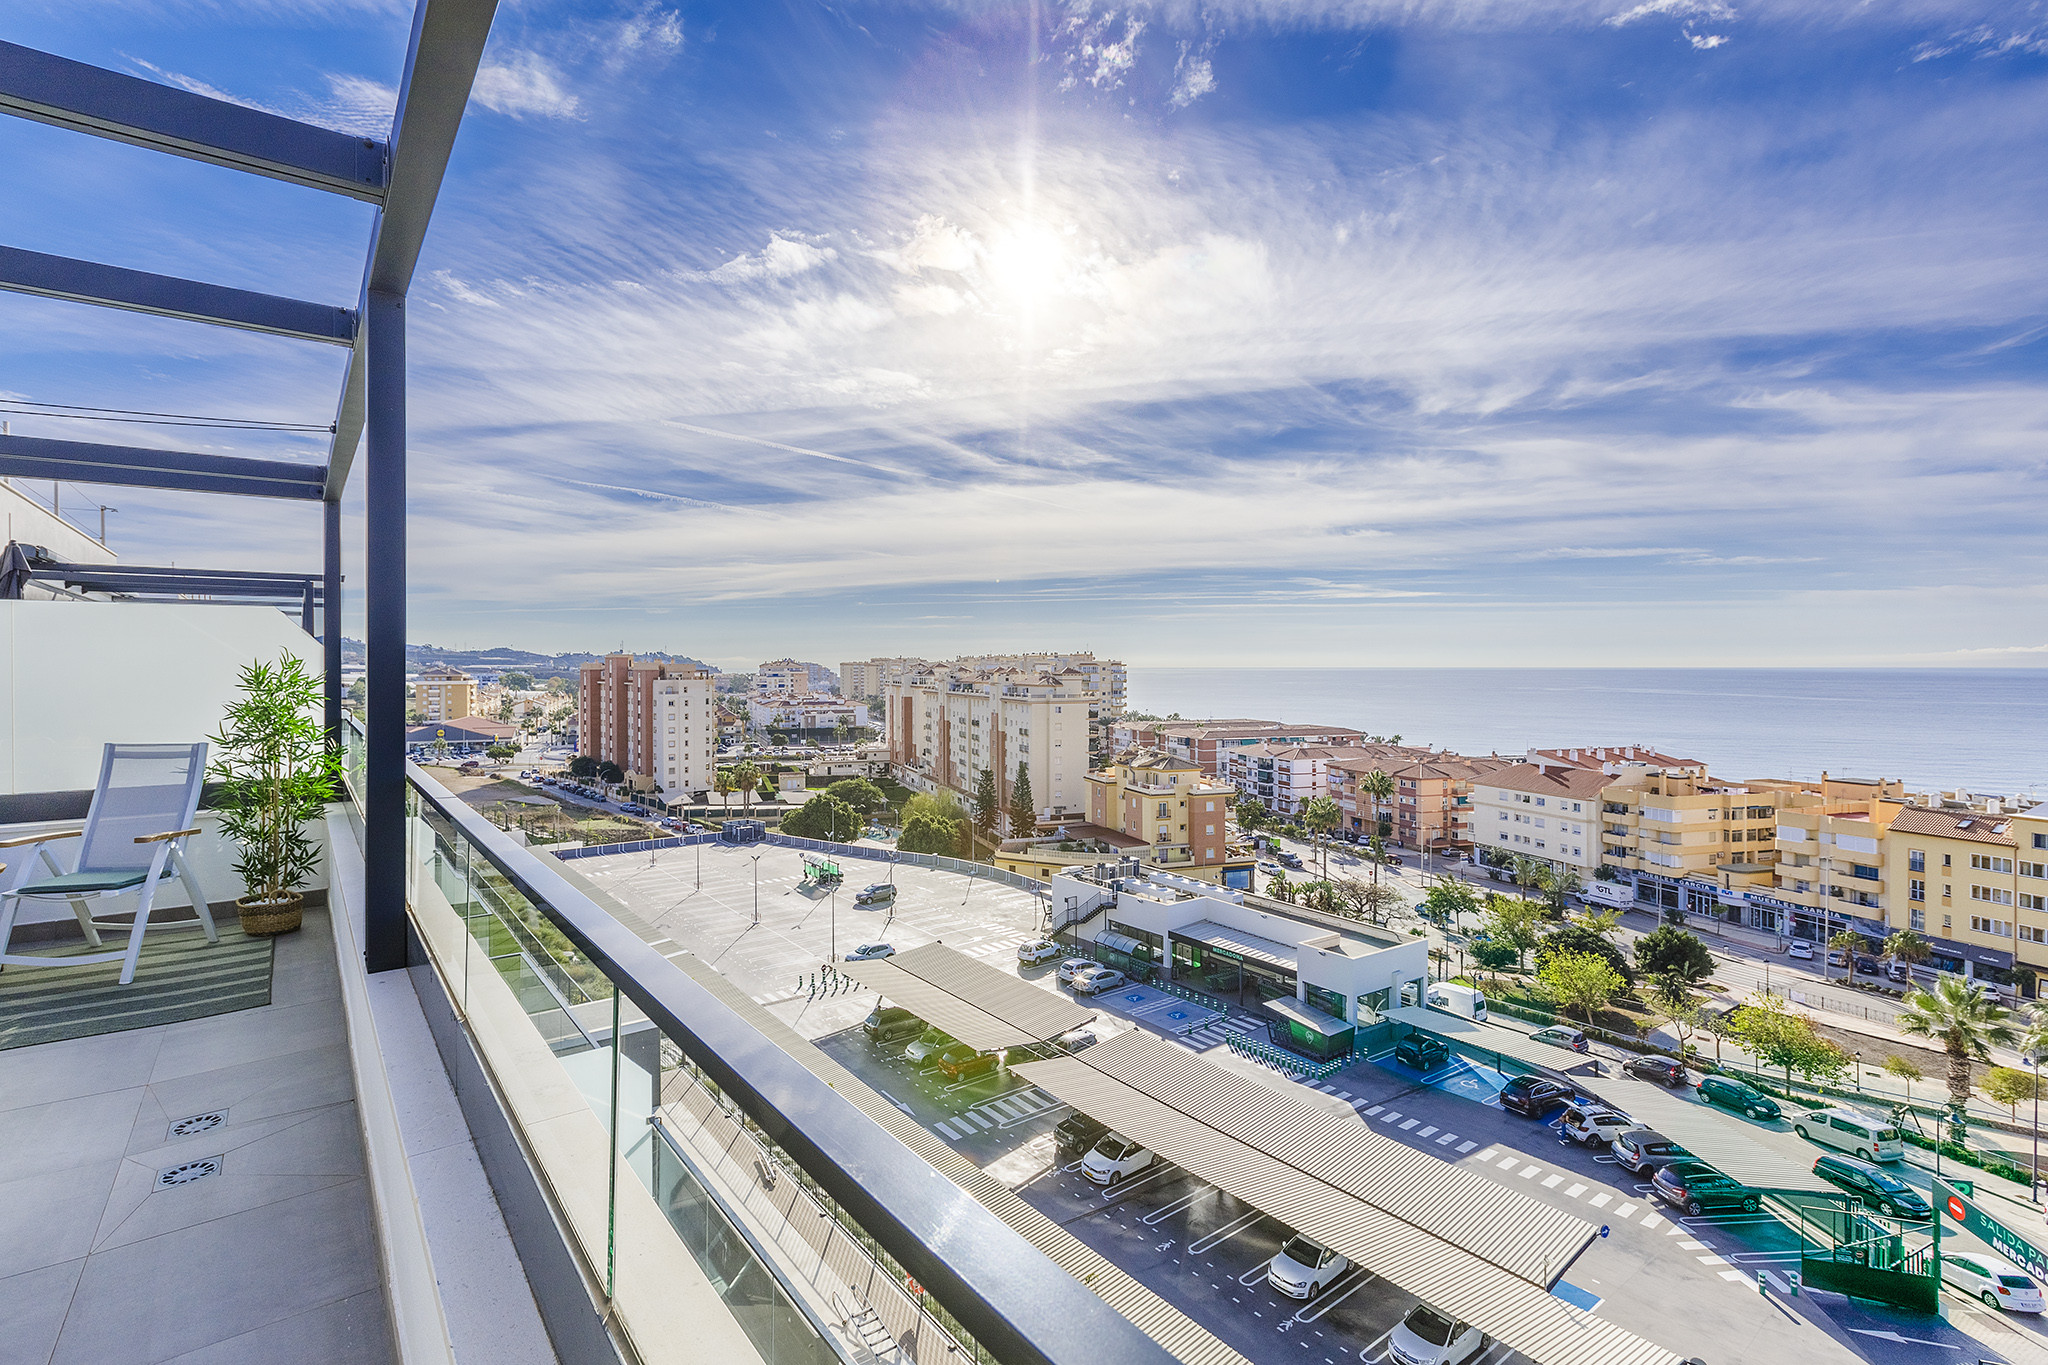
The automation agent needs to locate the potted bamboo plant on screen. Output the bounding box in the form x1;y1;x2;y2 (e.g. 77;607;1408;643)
211;653;342;936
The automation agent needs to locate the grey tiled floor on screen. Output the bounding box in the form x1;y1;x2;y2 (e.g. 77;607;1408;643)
0;909;395;1365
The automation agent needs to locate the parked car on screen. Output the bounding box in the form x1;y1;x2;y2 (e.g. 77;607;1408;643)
1787;942;1814;960
1057;958;1096;984
1017;939;1062;964
1611;1128;1694;1174
1054;1027;1098;1053
1623;1055;1688;1087
1887;961;1911;983
1278;851;1305;870
1500;1074;1574;1118
1855;956;1880;976
1054;1113;1108;1159
854;883;897;905
1559;1103;1634;1147
863;1006;924;1047
902;1026;958;1067
1651;1161;1761;1216
844;942;895;962
1795;1107;1904;1163
1072;967;1127;996
620;803;648;816
1531;1026;1590;1054
1080;1133;1156;1186
1394;1034;1450;1072
1257;860;1283;877
1696;1075;1783;1121
936;1043;1002;1081
1942;1252;2046;1313
1811;1154;1932;1219
1266;1234;1350;1299
1386;1304;1485;1365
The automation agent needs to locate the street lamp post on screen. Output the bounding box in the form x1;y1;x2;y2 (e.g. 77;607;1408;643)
751;854;762;925
831;886;838;962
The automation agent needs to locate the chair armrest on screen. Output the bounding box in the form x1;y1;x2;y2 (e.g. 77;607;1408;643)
0;828;82;850
133;826;202;845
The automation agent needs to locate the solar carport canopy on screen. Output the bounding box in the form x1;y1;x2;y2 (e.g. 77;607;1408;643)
839;942;1096;1054
1386;1006;1600;1074
1598;1075;1837;1194
1015;1031;1683;1365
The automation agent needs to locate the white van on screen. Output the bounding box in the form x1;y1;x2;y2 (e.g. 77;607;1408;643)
1426;982;1487;1023
1582;880;1635;910
1794;1106;1905;1163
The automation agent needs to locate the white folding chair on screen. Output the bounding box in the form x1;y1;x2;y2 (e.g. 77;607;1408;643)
0;742;217;985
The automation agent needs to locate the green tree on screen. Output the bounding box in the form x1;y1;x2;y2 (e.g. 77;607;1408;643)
713;767;736;811
347;678;367;705
1885;928;1932;976
1510;854;1548;904
1300;880;1341;914
1897;977;2018;1111
568;754;597;779
1578;906;1624;940
783;793;861;841
596;760;623;785
1535;923;1634;987
1235;795;1267;833
1635;926;1716;998
823;778;887;817
1982;1066;2041;1118
1303;795;1342;880
1480;894;1548;971
1471;939;1519;979
732;760;761;815
903;791;970;829
1266;871;1296;904
1009;761;1035;839
898;811;962;856
486;743;517;761
501;671;534;691
1881;1054;1923;1105
1358;767;1395;842
1538;950;1625;1024
1542;864;1583;916
1732;993;1851;1087
972;767;1000;844
1827;929;1865;982
1421;879;1481;931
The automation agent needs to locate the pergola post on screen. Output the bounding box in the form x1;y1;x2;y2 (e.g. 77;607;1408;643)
364;286;407;973
323;496;343;742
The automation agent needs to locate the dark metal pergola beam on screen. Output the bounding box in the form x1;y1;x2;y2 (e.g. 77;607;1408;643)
0;40;388;202
0;434;325;499
0;245;356;346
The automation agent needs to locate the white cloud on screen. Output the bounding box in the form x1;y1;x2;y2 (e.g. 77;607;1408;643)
1606;0;1737;26
1170;43;1218;109
472;50;585;120
704;234;838;283
1686;28;1731;47
315;73;398;136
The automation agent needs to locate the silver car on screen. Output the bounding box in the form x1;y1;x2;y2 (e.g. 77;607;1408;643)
1072;967;1127;995
1056;958;1096;984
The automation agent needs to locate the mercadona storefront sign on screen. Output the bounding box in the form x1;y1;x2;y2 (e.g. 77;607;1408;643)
1937;1177;2048;1282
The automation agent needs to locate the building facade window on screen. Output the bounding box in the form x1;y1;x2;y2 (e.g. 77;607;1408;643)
1909;849;1926;872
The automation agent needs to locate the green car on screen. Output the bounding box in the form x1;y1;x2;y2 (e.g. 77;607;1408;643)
1697;1074;1782;1121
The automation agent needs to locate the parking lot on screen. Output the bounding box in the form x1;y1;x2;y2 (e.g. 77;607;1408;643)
570;841;1045;1040
582;842;2045;1365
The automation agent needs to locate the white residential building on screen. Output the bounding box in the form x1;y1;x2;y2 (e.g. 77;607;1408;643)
1220;743;1356;818
652;672;718;801
748;696;868;736
1469;763;1643;885
882;665;1096;822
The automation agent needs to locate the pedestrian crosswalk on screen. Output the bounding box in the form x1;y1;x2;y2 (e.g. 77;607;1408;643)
930;1087;1067;1141
962;930;1038;959
1179;1015;1262;1049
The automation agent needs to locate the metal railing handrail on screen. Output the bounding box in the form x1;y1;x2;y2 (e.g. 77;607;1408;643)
402;760;1179;1365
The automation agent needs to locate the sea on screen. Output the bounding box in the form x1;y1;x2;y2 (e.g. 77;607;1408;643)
1125;669;2047;800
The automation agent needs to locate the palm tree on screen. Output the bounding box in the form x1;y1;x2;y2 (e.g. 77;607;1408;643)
1885;928;1932;982
713;768;736;812
1543;864;1583;917
732;760;761;816
1579;906;1624;940
1510;854;1547;903
1359;768;1396;845
1827;929;1864;982
1897;977;2017;1115
1303;795;1342;880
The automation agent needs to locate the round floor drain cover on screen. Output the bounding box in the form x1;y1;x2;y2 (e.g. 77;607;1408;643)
157;1157;222;1188
169;1111;226;1138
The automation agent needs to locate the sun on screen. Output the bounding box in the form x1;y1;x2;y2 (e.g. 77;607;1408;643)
982;219;1071;311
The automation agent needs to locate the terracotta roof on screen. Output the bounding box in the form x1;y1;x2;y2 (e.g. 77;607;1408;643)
1480;764;1614;800
1889;806;2017;847
1529;745;1705;771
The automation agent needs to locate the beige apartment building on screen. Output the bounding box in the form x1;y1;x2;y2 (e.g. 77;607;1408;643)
1598;769;1791;920
577;652;716;799
1470;763;1627;887
883;665;1094;825
754;658;811;699
1115;719;1379;777
1330;752;1506;851
1881;804;2048;988
412;667;477;723
1086;749;1243;875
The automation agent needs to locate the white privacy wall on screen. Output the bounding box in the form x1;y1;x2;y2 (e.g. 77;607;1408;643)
0;599;322;795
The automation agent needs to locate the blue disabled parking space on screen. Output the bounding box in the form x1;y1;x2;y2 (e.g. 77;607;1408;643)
1091;985;1226;1032
1372;1051;1511;1107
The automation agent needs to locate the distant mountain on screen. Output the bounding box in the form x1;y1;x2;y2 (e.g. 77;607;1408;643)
339;641;715;677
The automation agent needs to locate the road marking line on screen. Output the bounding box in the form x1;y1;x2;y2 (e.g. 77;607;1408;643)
1399;1118;1421;1131
1564;1184;1587;1198
1588;1193;1611;1208
1679;1239;1707;1249
1613;1202;1636;1216
1379;1110;1402;1122
1497;1154;1521;1169
1457;1141;1478;1154
933;1120;961;1139
1698;1255;1730;1266
1668;1225;1687;1236
1519;1165;1541;1179
1435;1133;1457;1146
1717;1270;1750;1283
1334;1090;1353;1099
1641;1212;1663;1228
1416;1125;1438;1137
1542;1174;1564;1188
1317;1084;1339;1093
964;1111;993;1130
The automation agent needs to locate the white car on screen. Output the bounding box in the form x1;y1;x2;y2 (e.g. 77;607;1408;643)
1072;967;1127;996
844;943;895;962
1942;1252;2045;1313
1057;958;1096;984
1266;1234;1350;1299
1787;941;1814;960
1387;1304;1486;1365
1080;1133;1156;1186
1017;939;1062;964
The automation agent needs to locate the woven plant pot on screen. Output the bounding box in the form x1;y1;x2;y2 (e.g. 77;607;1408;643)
236;890;304;937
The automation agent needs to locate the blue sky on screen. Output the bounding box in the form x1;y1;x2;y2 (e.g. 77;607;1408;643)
2;0;2045;669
